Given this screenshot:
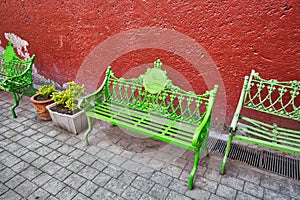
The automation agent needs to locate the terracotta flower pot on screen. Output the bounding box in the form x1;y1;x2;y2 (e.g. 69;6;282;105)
31;94;54;121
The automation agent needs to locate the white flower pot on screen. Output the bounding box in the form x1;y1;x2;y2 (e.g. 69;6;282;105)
46;103;88;134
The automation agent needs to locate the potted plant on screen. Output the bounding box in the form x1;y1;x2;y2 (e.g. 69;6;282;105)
31;85;55;120
46;81;88;134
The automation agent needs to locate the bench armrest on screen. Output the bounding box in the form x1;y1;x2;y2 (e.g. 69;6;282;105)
78;67;111;110
192;85;218;147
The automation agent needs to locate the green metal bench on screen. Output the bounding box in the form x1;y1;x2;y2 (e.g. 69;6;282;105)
220;70;300;175
0;42;35;118
79;60;218;189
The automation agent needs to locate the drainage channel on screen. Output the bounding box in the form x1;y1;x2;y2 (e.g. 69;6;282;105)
207;137;300;180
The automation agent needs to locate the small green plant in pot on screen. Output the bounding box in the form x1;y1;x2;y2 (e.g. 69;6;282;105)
46;81;88;134
51;81;85;114
31;85;55;120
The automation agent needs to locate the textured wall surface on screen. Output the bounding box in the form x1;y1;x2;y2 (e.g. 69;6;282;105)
0;0;299;124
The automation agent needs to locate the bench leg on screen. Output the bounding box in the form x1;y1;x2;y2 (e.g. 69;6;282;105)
11;93;23;118
188;149;200;190
83;116;93;145
220;133;233;175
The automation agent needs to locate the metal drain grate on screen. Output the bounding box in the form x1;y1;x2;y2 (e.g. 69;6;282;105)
207;137;300;180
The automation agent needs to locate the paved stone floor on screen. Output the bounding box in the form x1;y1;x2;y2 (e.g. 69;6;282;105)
0;91;299;200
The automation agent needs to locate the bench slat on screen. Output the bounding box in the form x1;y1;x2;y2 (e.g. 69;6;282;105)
89;102;196;144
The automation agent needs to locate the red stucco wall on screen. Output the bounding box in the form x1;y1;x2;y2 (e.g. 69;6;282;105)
0;0;299;124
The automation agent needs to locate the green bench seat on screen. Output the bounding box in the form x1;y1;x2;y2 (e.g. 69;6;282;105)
220;70;300;175
0;42;35;118
79;60;219;189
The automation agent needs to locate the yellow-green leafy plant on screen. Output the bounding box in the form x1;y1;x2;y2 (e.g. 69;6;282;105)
51;81;84;111
36;85;55;99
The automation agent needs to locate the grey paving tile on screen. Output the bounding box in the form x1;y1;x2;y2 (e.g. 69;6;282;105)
21;128;37;137
20;166;42;180
67;160;86;173
216;184;237;200
91;187;117;199
237;169;261;185
57;144;75;154
137;165;155;179
55;133;71;142
30;132;45;141
64;136;81;146
42;178;65;195
243;181;264;199
68;148;85;159
11;146;29;157
38;136;56;145
32;173;52;187
92;172;111;187
0;183;9;195
167;191;192;200
91;160;108;171
132;176;155;193
72;193;90;200
78;180;98;197
41;161;62;175
54;154;74;167
103;164;124;178
121;160;143;173
78;165;100;180
140;193;157;200
0;150;11;160
260;175;282;192
0;168;16;183
169;178;188;194
46;129;61;137
31;157;49;168
148;158;165;170
131;153;152;164
1;190;22;200
185;188;211;200
118;171;137;185
64;173;87;190
78;153;97;165
264;189;290;200
110;154;127;166
281;180;300;199
21;151;40;163
195;177;218;193
121;186;143;200
104;178;128;195
161;164;183;178
48;141;64;150
45;150;62;161
11;161;30;173
4;142;22;152
35;146;53;156
10;134;25;143
27;188;50;200
204;168;222;182
220;175;245;191
151;171;173;187
4;175;25;189
56;186;78;200
209;194;226;200
96;149;115;161
1;154;21;167
54;168;72;181
149;184;170;200
15;180;38;198
85;145;101;155
236;191;260;200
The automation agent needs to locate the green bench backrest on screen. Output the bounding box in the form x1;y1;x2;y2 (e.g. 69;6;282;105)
242;70;300;121
104;60;211;126
0;42;34;77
